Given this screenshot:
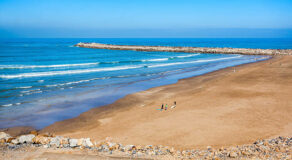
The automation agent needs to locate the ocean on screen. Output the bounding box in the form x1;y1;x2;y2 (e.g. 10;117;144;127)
0;38;291;129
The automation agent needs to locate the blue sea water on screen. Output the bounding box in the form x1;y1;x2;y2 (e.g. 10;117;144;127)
0;38;290;129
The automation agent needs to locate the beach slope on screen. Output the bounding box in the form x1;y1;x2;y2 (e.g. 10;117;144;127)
41;56;292;149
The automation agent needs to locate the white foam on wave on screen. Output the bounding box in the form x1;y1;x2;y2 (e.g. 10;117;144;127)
20;90;30;93
45;77;111;88
1;102;22;107
142;54;200;62
0;62;100;69
142;58;169;62
0;53;200;71
20;88;41;93
149;55;242;68
2;104;13;107
0;55;242;79
175;53;200;58
16;86;32;89
0;65;142;79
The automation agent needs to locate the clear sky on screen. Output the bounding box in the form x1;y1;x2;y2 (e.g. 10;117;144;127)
0;0;291;38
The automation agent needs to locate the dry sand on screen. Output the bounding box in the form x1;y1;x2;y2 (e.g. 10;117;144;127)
40;56;292;150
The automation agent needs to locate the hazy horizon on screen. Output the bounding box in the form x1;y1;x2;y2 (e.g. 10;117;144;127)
0;0;291;38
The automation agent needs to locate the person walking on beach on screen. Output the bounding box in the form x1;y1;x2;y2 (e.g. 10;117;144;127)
165;104;168;110
161;104;164;111
171;101;176;109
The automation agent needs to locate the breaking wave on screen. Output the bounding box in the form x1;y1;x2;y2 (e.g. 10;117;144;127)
149;55;242;68
0;53;200;69
0;65;142;79
0;55;241;79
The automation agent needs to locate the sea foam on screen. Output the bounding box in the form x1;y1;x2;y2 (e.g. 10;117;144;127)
149;55;242;68
0;65;142;79
0;62;100;69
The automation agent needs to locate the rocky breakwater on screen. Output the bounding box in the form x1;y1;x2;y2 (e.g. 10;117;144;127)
0;131;291;159
75;43;292;56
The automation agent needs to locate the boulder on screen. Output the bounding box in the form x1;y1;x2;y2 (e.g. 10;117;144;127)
0;139;5;143
101;144;109;152
229;151;238;158
125;145;135;151
69;139;78;147
145;145;153;150
60;137;69;147
11;139;19;144
18;134;35;144
6;137;15;143
77;138;84;146
108;142;116;148
50;136;62;147
0;132;11;141
83;138;93;148
33;135;51;144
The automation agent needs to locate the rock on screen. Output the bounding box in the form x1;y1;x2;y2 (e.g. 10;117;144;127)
18;134;35;144
229;151;238;158
6;137;15;143
136;145;142;150
69;139;78;147
0;139;5;144
83;138;93;148
50;136;61;147
60;137;69;147
101;144;109;152
241;150;251;156
0;132;11;141
137;151;143;157
77;138;84;146
145;145;153;150
182;150;186;156
33;135;51;144
11;139;19;144
107;142;116;148
114;143;121;150
43;144;50;148
125;145;135;151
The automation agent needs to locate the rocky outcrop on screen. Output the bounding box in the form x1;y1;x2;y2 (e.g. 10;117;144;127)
75;42;292;56
0;131;291;159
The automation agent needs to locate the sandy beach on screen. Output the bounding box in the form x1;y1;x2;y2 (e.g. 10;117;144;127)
39;55;292;150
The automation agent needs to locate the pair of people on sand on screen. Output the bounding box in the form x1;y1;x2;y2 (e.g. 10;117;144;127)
161;101;176;111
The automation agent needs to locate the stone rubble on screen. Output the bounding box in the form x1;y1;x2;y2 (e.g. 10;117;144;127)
75;42;292;56
0;131;291;159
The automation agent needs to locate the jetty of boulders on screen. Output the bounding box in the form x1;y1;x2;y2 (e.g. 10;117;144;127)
75;43;292;56
0;132;291;159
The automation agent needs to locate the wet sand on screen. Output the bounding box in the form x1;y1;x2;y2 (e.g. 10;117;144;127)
41;56;292;150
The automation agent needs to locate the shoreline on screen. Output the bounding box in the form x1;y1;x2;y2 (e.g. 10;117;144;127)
1;55;291;159
76;42;292;55
36;55;292;150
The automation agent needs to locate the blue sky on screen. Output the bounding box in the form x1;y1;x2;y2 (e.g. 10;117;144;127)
0;0;291;38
